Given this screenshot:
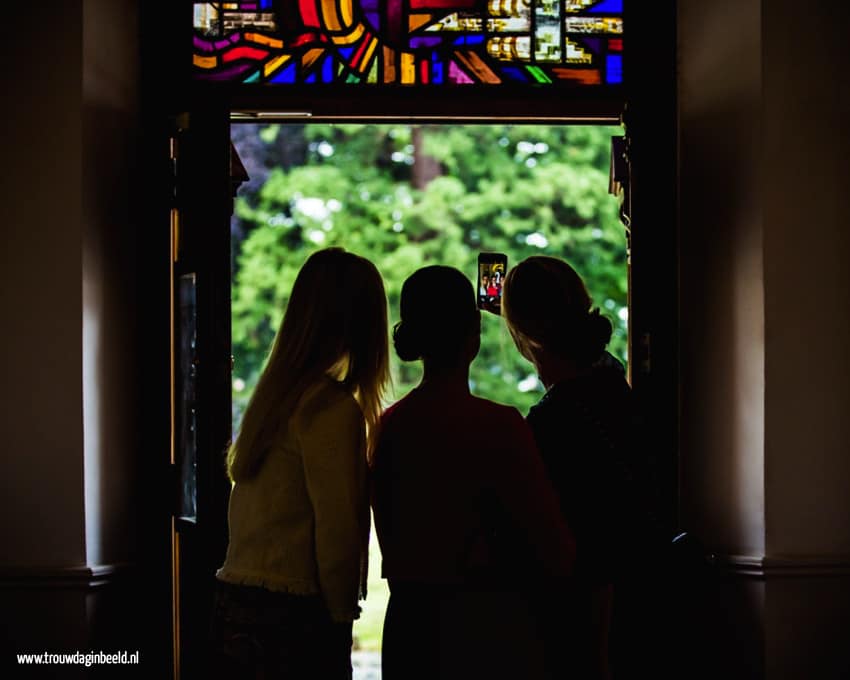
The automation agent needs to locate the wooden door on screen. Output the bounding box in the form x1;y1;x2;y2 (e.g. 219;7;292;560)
170;105;234;680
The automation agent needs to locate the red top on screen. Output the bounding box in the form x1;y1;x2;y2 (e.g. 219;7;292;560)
371;383;576;585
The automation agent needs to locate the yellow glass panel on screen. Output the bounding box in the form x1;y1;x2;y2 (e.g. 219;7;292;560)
383;46;397;83
359;38;378;73
456;51;501;83
333;22;365;45
400;53;415;84
245;33;284;48
322;0;342;31
340;0;354;27
302;48;325;69
566;39;593;65
409;14;433;32
193;54;217;69
264;54;291;77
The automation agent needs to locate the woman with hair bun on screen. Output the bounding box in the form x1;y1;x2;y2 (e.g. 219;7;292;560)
371;265;576;680
502;255;659;680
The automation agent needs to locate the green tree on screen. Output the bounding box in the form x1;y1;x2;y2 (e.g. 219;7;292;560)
230;123;627;426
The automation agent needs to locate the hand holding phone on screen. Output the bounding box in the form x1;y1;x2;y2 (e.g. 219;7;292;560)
477;252;508;315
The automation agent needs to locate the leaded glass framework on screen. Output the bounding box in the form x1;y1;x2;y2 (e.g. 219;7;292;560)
193;0;624;86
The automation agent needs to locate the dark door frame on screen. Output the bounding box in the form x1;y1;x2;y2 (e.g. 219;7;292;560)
149;3;679;677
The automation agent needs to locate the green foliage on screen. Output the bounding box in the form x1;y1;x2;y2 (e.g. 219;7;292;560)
231;124;628;425
352;524;388;650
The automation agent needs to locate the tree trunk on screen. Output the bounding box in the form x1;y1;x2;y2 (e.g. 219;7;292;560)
411;126;442;189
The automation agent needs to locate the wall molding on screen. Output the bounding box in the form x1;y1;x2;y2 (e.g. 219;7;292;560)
0;563;134;590
714;554;850;579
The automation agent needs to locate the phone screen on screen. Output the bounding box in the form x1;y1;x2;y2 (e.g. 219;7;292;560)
477;252;508;312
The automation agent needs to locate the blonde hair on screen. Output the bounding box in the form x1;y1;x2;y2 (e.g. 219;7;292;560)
227;247;390;482
502;255;612;367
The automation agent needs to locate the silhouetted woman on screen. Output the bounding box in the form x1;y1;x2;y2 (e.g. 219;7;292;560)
372;265;576;680
502;255;660;680
210;247;390;679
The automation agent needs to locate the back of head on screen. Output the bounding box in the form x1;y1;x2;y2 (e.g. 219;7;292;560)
228;247;389;481
502;255;612;367
275;247;389;391
393;265;479;364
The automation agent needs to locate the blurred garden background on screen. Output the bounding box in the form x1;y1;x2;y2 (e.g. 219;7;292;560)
229;123;628;654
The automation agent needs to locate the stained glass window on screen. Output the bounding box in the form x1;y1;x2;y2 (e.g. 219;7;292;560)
193;0;624;86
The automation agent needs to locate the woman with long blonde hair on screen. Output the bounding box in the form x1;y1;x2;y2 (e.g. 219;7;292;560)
211;247;390;679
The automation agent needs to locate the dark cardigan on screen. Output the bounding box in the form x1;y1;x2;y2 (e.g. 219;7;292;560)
525;353;661;585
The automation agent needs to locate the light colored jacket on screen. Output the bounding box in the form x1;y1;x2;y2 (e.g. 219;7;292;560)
217;378;368;622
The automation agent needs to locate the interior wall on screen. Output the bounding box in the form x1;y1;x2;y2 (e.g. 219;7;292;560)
762;0;850;676
677;0;765;558
676;0;765;676
82;0;141;570
1;2;163;673
1;0;144;573
1;6;87;573
0;3;89;664
762;0;850;561
679;0;850;677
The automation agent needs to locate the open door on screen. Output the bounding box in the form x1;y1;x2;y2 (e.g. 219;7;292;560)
163;2;678;673
170;105;235;679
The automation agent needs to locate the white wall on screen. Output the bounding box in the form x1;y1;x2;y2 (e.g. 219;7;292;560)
82;0;141;569
0;0;141;573
762;1;850;676
762;0;850;561
678;0;766;559
678;0;850;676
1;4;87;570
0;1;148;663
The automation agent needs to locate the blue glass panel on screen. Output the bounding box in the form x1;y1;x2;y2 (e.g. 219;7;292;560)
592;0;623;12
605;54;622;83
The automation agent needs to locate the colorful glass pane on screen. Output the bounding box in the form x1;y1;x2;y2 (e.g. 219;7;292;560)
192;0;624;85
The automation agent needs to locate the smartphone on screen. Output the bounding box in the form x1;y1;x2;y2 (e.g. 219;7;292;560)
477;252;508;312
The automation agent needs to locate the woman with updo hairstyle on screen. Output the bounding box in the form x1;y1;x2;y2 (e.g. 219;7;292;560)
391;265;480;365
502;255;660;680
502;255;614;374
371;265;576;680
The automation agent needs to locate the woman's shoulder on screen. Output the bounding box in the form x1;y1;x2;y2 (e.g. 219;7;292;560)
379;389;523;428
539;362;630;407
468;394;526;428
292;378;361;430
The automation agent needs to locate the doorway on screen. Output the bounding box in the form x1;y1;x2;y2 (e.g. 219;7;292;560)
228;121;627;674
